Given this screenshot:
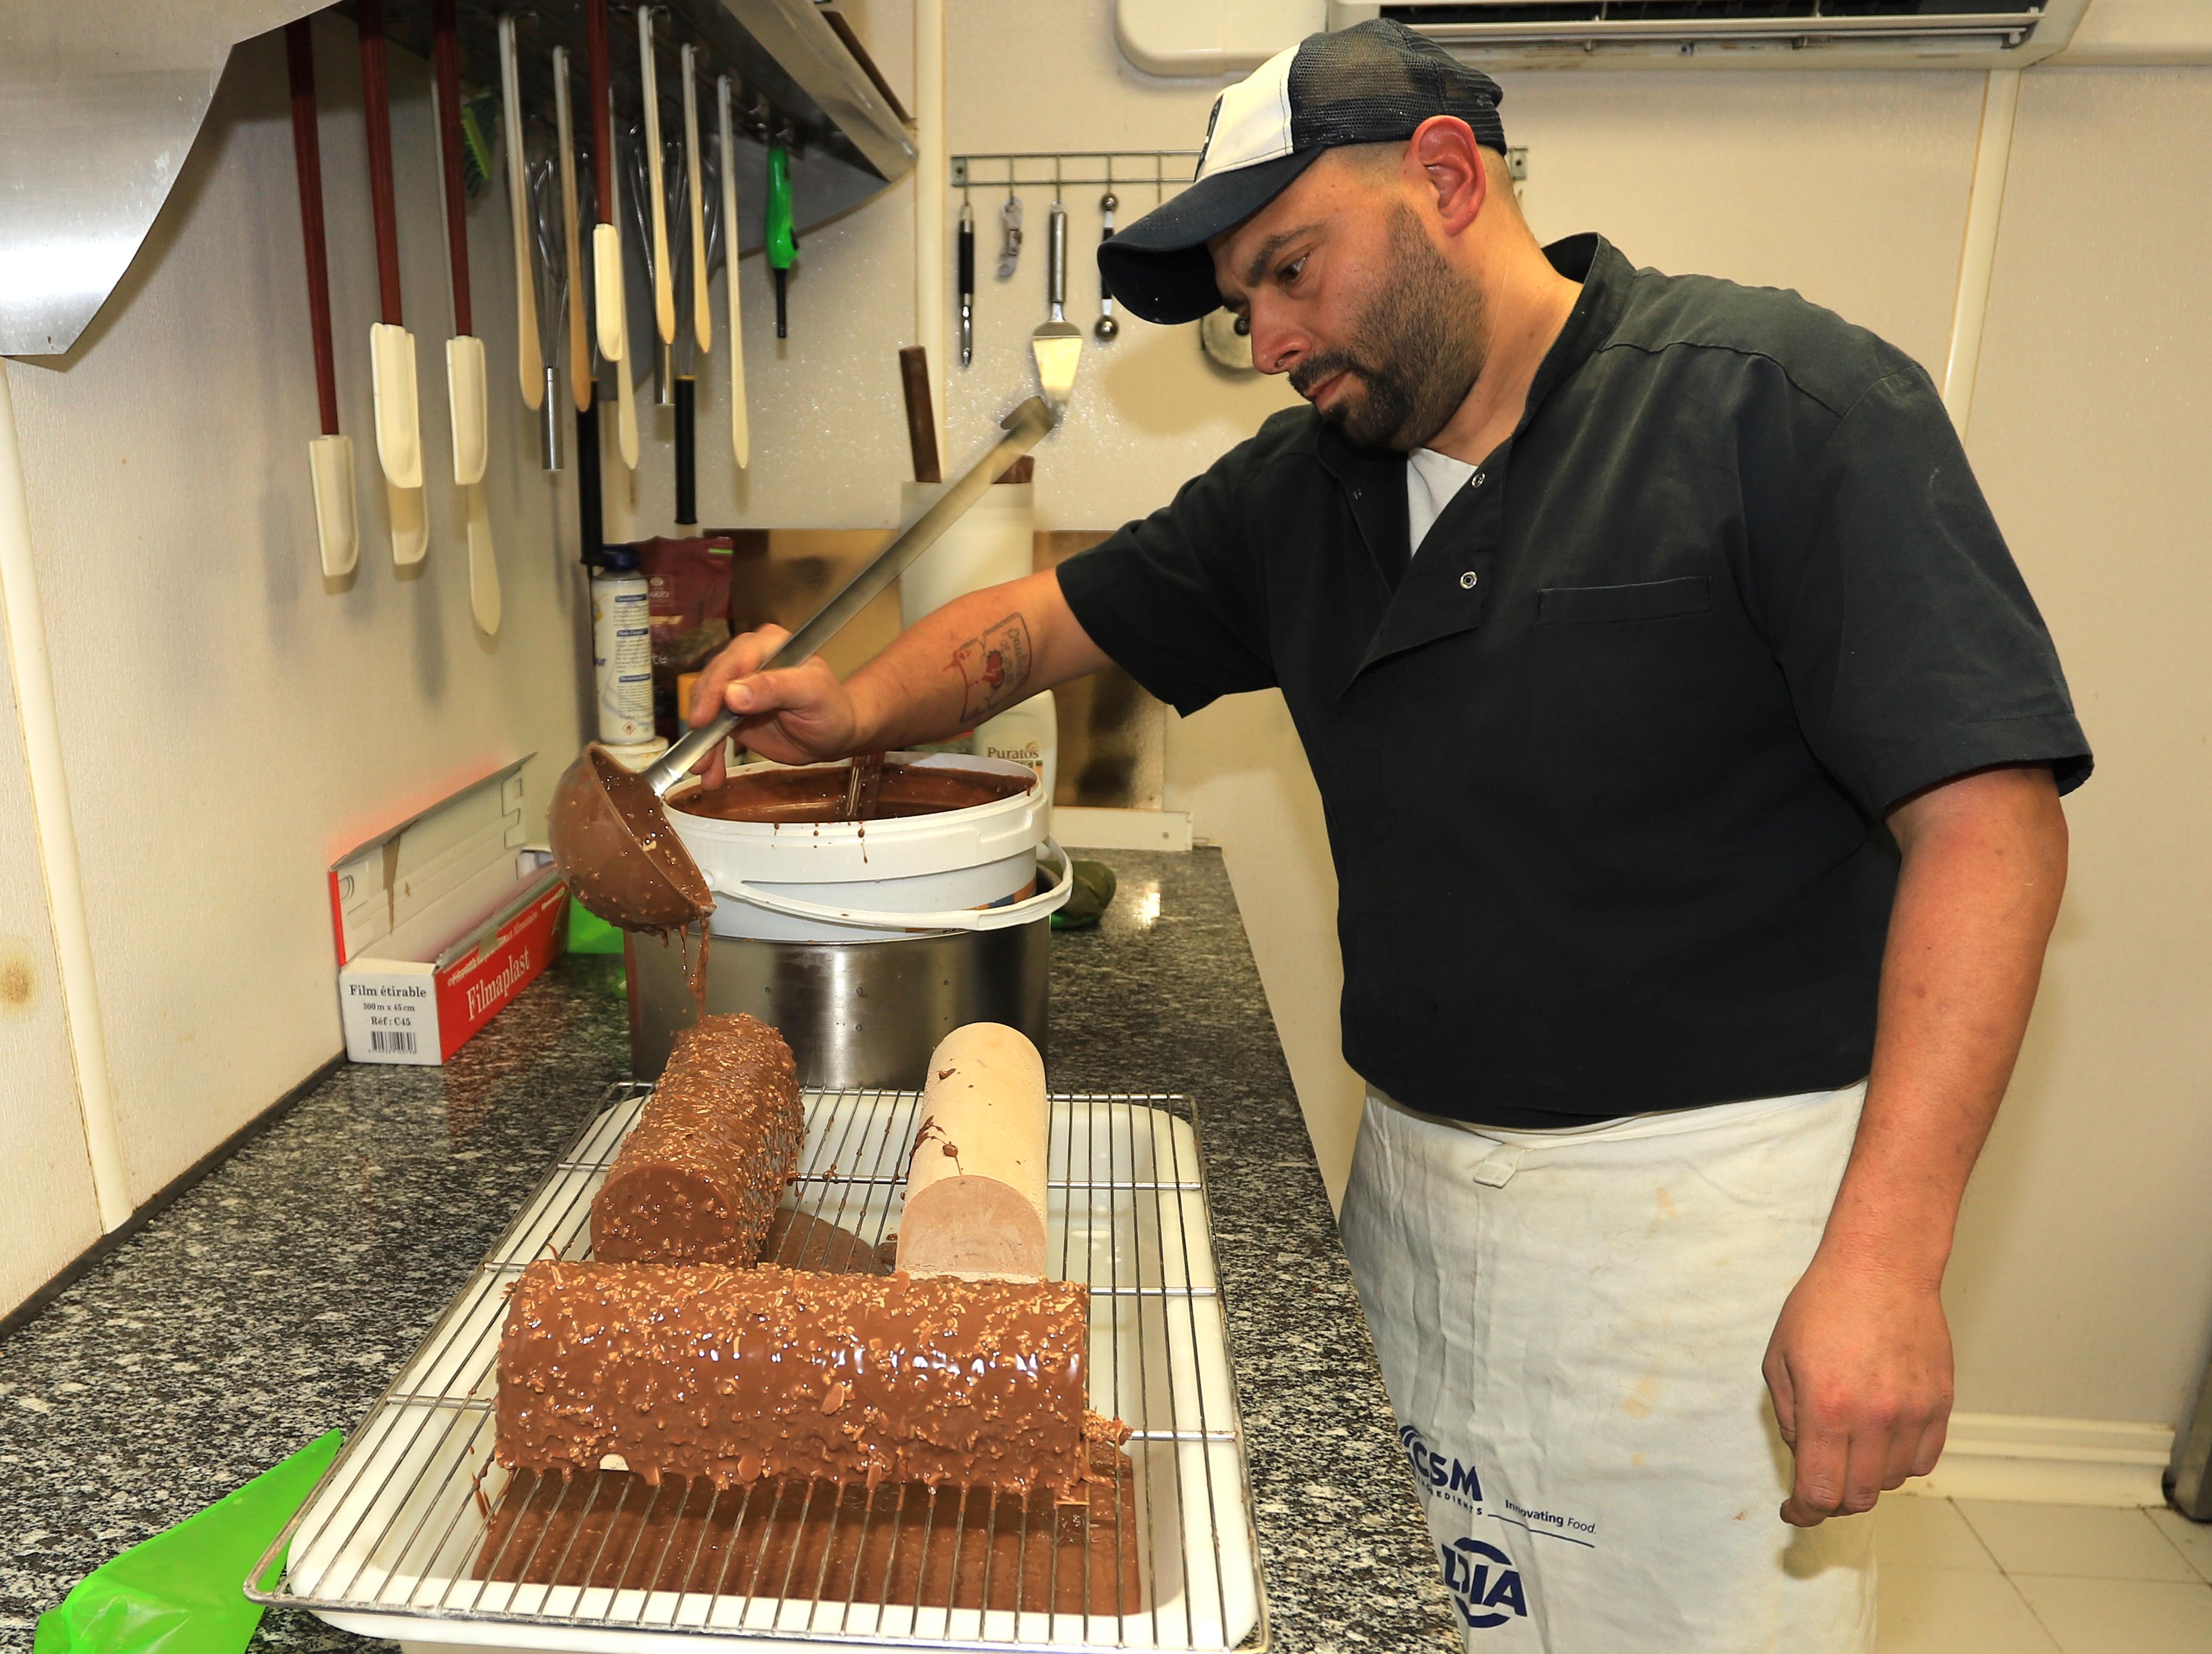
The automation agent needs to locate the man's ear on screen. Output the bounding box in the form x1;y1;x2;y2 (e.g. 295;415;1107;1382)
1408;116;1487;235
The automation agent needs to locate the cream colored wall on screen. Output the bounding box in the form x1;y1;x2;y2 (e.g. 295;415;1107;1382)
1944;67;2212;1426
5;17;589;1208
0;579;104;1308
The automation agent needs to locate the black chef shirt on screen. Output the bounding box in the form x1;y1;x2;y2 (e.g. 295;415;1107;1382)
1057;234;2091;1128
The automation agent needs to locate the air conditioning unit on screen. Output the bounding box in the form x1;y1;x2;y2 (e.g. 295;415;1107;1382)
1330;1;2089;70
1115;0;2212;75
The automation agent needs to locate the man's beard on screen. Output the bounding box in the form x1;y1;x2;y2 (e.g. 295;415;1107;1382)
1290;204;1486;452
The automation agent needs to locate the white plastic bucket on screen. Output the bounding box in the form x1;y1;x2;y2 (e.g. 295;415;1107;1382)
665;752;1073;944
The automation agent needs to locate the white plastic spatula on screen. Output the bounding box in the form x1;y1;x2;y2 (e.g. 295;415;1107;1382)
369;324;423;492
285;21;358;578
307;437;358;576
446;336;489;486
716;74;748;468
358;0;426;564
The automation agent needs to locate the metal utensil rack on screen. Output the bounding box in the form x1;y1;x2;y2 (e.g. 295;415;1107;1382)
950;152;1201;197
248;1082;1268;1652
947;142;1527;201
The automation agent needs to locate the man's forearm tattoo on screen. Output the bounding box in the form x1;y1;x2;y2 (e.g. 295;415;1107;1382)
952;614;1033;725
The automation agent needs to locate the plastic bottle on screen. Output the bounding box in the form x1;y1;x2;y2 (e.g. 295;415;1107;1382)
974;691;1058;832
589;545;654;746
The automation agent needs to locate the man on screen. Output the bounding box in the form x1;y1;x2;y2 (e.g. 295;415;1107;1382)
689;20;2086;1650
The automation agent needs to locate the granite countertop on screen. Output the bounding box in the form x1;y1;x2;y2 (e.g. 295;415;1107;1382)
0;848;1456;1652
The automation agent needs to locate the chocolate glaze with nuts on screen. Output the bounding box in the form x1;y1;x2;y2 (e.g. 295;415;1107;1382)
589;1014;805;1267
473;1440;1142;1613
496;1260;1092;1499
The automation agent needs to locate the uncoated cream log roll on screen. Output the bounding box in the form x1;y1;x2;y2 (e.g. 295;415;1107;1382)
899;1023;1051;1280
495;1260;1092;1498
590;1012;805;1266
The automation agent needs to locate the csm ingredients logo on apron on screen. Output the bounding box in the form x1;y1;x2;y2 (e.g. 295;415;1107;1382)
1403;1425;1527;1630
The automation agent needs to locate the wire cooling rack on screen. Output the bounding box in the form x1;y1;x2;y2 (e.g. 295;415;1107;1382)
247;1083;1267;1653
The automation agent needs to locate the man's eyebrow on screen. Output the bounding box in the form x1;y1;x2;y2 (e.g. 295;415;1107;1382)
1239;225;1322;291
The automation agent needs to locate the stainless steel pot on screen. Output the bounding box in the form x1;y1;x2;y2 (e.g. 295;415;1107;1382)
623;918;1049;1087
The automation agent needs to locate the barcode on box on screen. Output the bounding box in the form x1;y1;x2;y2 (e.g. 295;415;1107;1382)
370;1030;418;1054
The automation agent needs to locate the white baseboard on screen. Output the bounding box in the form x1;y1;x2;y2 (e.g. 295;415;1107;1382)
1052;807;1193;852
1901;1412;2174;1507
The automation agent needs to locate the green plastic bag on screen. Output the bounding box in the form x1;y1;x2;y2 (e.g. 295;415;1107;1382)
34;1431;342;1654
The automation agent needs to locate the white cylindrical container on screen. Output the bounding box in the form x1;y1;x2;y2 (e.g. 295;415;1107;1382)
974;691;1057;832
589;549;653;745
898;479;1034;629
666;753;1071;944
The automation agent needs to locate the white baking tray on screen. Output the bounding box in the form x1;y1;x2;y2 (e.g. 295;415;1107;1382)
248;1085;1267;1653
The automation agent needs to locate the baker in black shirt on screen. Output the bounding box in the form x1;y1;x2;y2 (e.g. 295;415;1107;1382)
691;21;2087;1650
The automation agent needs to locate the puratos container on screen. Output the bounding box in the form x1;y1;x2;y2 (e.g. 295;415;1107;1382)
666;752;1068;944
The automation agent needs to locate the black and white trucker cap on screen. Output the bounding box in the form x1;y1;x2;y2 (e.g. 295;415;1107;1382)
1098;20;1506;327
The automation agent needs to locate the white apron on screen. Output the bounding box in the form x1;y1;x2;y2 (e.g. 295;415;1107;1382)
1340;1083;1876;1653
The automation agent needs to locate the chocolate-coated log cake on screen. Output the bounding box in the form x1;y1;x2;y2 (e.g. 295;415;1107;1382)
496;1260;1091;1498
590;1013;804;1266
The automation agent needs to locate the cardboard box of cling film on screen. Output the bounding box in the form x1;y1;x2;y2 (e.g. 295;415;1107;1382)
330;758;567;1064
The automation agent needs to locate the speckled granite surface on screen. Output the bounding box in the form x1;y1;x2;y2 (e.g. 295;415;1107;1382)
0;848;1455;1652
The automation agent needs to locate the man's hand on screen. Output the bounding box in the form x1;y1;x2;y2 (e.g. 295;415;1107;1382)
685;624;862;786
1762;763;2066;1528
682;573;1113;787
1763;1241;1953;1526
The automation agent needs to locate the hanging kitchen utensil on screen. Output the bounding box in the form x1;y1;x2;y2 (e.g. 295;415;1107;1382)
433;0;487;489
496;15;543;419
666;94;700;527
638;6;675;394
682;44;709;358
433;0;497;632
554;45;591;420
1030;181;1082;410
525;122;567;468
624;122;669;405
1095;191;1119;343
765;133;795;338
716;73;748;468
358;0;427;565
586;0;623;369
285;19;357;578
549;394;1060;931
607;121;640;471
555;43;602;563
957;194;974;368
996;191;1023;279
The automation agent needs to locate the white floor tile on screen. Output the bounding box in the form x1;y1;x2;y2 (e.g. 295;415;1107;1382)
1877;1566;2060;1653
2146;1506;2212;1584
1877;1495;2000;1571
2011;1574;2212;1654
1954;1499;2201;1581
